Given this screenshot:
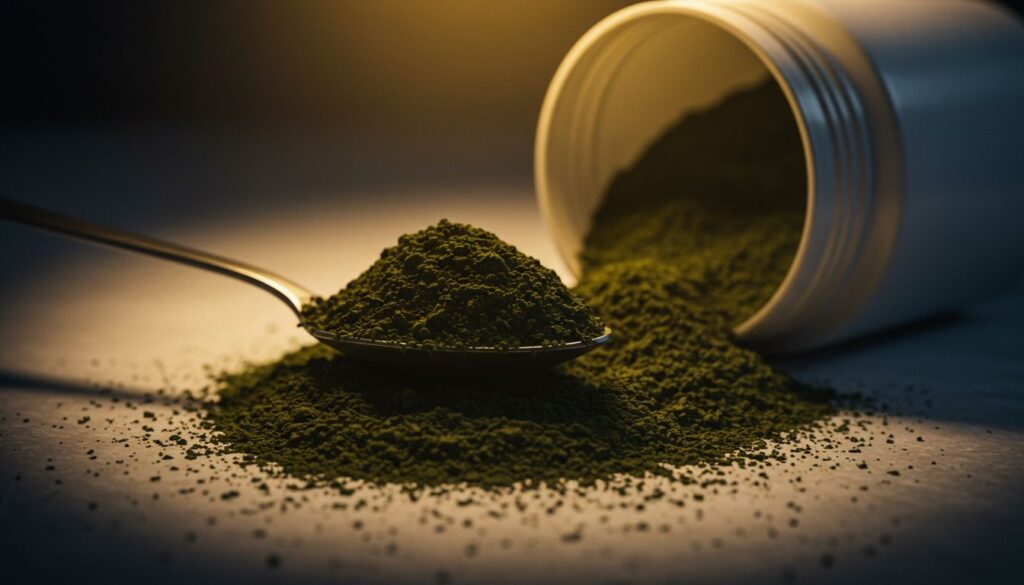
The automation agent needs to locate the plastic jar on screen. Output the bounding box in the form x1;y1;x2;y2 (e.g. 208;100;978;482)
535;0;1024;353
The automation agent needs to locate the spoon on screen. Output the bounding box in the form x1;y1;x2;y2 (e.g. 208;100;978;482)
0;198;612;373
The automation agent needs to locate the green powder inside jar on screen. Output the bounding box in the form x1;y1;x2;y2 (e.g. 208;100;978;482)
301;219;606;348
204;80;833;488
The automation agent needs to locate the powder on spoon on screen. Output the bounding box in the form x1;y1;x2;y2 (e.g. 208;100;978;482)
301;219;606;348
204;80;833;488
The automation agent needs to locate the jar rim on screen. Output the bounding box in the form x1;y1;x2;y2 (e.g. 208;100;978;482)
536;0;894;352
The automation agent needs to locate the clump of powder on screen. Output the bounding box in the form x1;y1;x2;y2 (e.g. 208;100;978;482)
301;219;606;348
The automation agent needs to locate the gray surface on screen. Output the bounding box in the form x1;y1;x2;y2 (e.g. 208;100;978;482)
1;129;1022;584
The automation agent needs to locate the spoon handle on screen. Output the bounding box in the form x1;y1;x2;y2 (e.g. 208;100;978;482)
0;197;316;318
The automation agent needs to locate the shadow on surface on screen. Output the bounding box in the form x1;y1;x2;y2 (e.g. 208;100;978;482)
773;293;1024;430
774;311;966;366
0;369;188;406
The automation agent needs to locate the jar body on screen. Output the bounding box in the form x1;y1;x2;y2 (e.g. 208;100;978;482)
535;0;1024;352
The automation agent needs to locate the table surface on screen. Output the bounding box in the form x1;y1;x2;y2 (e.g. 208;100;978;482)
1;128;1022;585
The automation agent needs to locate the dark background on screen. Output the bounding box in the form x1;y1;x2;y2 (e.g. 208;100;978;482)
3;0;1021;192
4;1;1021;130
3;1;634;141
2;1;655;219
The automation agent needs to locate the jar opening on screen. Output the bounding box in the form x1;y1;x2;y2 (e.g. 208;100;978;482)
536;7;808;326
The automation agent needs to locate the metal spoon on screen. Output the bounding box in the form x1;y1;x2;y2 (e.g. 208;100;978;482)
0;198;611;373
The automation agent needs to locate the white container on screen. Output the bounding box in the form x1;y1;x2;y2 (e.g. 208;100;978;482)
536;0;1024;353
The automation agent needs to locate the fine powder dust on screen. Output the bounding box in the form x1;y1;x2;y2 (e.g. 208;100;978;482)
203;80;833;487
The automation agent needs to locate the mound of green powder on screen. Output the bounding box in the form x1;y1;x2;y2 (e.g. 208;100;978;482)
301;219;606;348
205;80;833;488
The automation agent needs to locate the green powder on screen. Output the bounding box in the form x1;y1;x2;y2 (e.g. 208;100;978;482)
301;219;605;348
205;80;833;488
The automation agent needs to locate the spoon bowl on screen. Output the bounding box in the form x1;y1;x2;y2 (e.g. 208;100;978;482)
310;327;613;374
1;198;612;373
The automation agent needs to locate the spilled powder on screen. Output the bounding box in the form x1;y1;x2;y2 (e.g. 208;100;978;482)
204;80;833;488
